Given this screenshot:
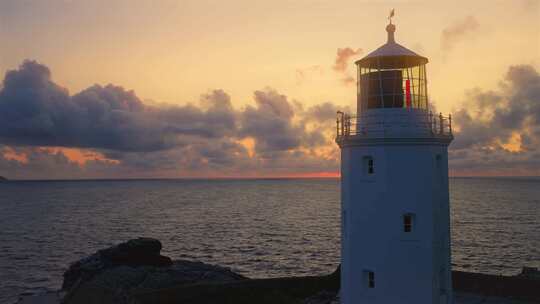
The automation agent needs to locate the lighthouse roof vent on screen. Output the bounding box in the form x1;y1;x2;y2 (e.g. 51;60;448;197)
355;23;428;69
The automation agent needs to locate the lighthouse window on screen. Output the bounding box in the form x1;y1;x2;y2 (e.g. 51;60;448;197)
403;213;414;232
363;270;375;288
364;156;374;175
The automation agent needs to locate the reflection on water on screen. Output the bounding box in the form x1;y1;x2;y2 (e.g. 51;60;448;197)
0;177;538;303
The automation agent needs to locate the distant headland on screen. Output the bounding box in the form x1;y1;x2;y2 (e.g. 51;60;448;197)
0;176;8;182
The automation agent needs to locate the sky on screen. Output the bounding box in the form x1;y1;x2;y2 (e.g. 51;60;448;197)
0;0;539;179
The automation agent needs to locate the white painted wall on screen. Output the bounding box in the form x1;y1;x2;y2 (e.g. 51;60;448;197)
339;108;453;304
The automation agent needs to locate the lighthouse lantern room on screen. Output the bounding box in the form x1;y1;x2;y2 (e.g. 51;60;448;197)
336;14;454;304
356;22;428;113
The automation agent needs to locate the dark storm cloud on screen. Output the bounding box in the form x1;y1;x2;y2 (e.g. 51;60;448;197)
0;61;237;152
441;16;480;50
450;64;540;174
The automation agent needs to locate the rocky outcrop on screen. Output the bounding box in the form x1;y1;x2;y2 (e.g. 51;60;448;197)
0;176;7;181
59;238;340;304
61;238;248;304
62;238;173;291
20;238;538;304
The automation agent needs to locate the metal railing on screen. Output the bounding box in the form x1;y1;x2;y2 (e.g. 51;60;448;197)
336;111;453;139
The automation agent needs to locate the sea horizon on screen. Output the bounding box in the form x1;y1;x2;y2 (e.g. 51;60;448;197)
2;175;540;182
1;2;539;303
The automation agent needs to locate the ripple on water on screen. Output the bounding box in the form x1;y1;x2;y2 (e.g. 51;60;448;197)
0;178;539;302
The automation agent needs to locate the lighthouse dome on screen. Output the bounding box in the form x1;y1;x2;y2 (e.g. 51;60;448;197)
355;23;428;69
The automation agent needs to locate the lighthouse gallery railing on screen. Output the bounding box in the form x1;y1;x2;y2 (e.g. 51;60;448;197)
336;111;453;139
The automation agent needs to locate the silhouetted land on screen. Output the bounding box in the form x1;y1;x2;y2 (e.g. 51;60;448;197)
20;238;536;304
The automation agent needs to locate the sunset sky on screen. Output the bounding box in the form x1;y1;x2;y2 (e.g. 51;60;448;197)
1;0;539;179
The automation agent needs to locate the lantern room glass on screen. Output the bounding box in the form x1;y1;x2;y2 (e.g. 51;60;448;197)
357;62;428;112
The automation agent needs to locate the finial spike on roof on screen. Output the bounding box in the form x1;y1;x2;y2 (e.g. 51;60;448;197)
388;9;395;24
386;9;396;43
355;10;428;68
386;23;396;44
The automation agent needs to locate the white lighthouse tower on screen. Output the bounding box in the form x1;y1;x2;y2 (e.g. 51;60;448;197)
336;16;454;304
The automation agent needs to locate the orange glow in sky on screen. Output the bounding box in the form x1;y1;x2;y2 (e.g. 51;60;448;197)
0;1;539;178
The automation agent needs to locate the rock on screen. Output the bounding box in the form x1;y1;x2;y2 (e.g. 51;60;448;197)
61;238;340;304
62;238;172;291
99;237;171;267
25;243;540;304
65;261;248;303
0;176;7;182
61;238;247;304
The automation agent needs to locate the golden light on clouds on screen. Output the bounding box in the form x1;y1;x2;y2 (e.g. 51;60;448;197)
2;147;119;166
0;1;539;178
238;137;256;158
2;147;28;164
40;147;120;166
499;132;523;153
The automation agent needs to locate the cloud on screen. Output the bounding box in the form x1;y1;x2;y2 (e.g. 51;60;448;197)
240;88;324;154
0;145;119;180
441;15;480;50
2;60;538;178
450;64;540;175
0;61;339;179
333;48;361;72
332;47;362;86
295;47;362;86
0;60;237;152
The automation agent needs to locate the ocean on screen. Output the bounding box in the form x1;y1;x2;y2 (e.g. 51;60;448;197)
0;177;538;303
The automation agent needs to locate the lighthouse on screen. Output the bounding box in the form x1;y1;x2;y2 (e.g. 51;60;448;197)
336;16;454;304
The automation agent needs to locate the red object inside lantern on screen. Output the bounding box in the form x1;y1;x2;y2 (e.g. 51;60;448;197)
405;79;411;108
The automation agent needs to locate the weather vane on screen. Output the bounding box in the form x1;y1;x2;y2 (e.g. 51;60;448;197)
388;8;395;24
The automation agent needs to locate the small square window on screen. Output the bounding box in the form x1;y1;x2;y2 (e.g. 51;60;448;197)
436;154;442;169
364;270;375;288
403;214;414;232
364;156;374;175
